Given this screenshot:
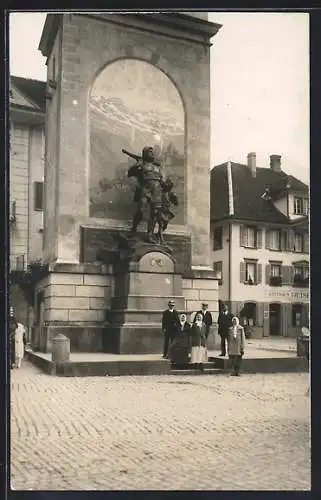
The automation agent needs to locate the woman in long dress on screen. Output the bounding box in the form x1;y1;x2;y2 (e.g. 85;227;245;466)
190;313;207;371
169;313;191;364
14;322;26;369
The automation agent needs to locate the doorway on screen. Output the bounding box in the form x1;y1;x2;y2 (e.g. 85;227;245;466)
269;303;281;335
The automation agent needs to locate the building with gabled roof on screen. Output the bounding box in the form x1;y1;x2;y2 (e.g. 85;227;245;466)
9;76;46;334
210;152;309;338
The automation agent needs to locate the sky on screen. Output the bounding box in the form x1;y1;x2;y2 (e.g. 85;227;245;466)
9;11;309;183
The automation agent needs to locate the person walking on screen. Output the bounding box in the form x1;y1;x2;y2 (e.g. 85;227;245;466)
14;322;26;369
217;304;233;357
227;316;246;376
162;300;180;359
195;302;213;339
190;312;207;372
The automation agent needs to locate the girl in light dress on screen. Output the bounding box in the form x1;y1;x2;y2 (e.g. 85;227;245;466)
190;312;208;371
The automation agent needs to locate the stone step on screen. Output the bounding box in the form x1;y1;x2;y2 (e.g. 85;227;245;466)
171;368;223;376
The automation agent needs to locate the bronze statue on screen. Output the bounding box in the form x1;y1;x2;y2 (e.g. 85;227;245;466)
153;178;178;243
123;147;177;243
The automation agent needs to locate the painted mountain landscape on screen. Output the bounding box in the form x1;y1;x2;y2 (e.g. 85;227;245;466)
89;59;185;226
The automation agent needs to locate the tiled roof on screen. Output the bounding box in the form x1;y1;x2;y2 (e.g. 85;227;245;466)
10;76;46;112
210;161;308;224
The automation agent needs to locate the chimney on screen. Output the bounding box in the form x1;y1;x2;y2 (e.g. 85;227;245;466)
247;152;256;177
270;154;281;172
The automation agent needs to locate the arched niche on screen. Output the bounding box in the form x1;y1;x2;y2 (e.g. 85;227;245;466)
89;58;185;225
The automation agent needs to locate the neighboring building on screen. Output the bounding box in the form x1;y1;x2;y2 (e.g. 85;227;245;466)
9;76;46;331
210;153;309;338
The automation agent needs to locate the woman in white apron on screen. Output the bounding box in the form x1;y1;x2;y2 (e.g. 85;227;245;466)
14;323;26;368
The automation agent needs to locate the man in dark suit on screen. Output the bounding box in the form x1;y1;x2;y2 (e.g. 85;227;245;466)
162;300;180;358
217;304;233;356
195;302;213;339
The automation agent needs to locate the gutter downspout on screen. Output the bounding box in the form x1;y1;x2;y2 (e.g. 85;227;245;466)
226;161;234;309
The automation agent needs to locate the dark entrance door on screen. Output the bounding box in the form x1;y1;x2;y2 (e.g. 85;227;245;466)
269;303;281;335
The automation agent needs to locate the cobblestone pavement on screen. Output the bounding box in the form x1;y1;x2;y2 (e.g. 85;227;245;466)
10;361;310;491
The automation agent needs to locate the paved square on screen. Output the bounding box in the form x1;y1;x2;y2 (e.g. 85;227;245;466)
10;361;310;490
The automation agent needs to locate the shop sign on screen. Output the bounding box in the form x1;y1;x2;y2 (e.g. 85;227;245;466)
264;288;309;301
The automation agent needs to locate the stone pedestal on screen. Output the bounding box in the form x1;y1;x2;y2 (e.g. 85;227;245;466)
104;241;185;354
36;13;222;353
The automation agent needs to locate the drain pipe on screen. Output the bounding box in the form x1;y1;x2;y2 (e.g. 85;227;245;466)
226;161;234;309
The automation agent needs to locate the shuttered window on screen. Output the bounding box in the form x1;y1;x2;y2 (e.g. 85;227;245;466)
293;263;309;287
240;260;261;285
213;261;223;285
267;263;282;286
294;232;303;253
15;254;25;270
213;226;223;250
240;225;261;249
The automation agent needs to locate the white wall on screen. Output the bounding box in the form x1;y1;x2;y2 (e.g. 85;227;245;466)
10;124;29;268
230;222;309;305
29;125;45;261
274;195;288;217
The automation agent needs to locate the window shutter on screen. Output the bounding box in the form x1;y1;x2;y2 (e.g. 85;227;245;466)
282;265;289;285
265;229;270;249
289;266;295;285
265;264;271;284
240;225;245;247
303;232;309;254
257;229;262;249
281;230;287;251
240;262;246;283
256;263;262;284
257;302;264;326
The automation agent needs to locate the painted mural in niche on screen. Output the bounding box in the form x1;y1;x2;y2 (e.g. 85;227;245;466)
89;59;185;225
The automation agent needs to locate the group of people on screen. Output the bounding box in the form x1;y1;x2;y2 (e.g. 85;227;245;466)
9;312;26;369
162;301;246;376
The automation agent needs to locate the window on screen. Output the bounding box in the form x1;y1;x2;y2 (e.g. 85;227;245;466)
15;254;25;270
294;232;303;253
245;226;256;248
240;260;262;285
268;229;281;251
303;198;309;215
292;304;303;327
246;262;256;284
294;197;309;216
34;181;44;211
240;225;262;249
293;263;309;287
213;261;222;285
213;226;223;250
269;263;282;286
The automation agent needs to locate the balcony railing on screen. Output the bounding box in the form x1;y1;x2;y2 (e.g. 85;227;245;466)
269;276;282;287
293;274;309;288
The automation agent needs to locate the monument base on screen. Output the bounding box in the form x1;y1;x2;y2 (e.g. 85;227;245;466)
103;325;165;354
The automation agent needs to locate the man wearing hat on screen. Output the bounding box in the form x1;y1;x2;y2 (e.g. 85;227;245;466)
195;303;213;339
161;300;180;358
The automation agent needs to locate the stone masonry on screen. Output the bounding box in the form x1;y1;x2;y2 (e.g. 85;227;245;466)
39;13;221;268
